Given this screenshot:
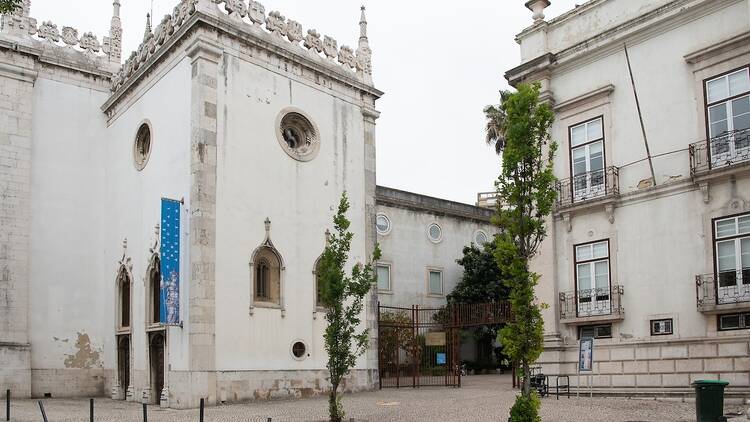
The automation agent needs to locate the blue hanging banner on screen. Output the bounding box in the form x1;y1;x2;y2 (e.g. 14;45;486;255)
160;198;181;325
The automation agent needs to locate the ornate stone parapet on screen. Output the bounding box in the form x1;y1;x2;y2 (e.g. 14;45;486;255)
109;0;375;93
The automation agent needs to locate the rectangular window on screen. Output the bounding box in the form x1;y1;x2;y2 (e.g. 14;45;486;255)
376;264;391;291
574;240;611;317
569;117;605;201
428;270;443;295
650;318;673;336
713;214;750;304
705;67;750;165
578;324;612;339
718;313;750;331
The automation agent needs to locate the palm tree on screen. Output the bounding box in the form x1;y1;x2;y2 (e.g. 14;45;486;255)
0;0;23;14
484;91;511;155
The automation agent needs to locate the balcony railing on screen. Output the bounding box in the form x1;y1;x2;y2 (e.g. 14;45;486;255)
696;272;750;313
559;285;624;322
689;128;750;175
555;166;619;209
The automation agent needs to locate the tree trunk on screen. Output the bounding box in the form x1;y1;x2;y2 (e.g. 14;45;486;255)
522;360;531;397
329;382;341;422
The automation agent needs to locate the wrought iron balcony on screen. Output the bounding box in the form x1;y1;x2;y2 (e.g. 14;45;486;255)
689;128;750;176
696;272;750;314
554;166;619;210
559;285;624;324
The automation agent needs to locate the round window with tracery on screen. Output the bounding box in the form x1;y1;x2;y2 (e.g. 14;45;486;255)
133;122;152;171
427;223;443;243
376;214;391;235
291;341;307;360
276;109;320;162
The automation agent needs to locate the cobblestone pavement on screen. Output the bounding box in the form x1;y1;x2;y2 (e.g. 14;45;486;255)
6;375;746;422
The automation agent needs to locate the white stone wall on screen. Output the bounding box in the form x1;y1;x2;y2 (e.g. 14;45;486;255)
375;199;495;308
512;0;750;393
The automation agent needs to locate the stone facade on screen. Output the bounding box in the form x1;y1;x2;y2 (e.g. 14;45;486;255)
508;0;750;396
0;0;490;408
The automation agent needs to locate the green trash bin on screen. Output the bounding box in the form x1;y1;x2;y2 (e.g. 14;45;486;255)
692;379;729;422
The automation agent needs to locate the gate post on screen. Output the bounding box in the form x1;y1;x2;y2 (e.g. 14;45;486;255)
412;305;417;388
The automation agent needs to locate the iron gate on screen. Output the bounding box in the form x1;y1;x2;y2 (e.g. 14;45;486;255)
377;302;511;389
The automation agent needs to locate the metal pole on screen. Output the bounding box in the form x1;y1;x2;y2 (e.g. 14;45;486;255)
90;398;94;422
38;401;48;422
5;389;9;421
199;398;204;422
142;402;147;422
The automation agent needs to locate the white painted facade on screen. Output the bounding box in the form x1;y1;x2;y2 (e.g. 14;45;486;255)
508;0;750;396
0;0;493;408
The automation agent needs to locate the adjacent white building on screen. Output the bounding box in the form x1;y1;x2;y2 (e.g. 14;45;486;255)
0;0;494;408
508;0;750;396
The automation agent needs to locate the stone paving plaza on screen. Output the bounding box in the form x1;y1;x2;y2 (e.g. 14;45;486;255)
7;375;746;422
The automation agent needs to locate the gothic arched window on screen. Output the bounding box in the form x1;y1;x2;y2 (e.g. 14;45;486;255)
314;257;325;308
147;255;161;325
252;247;281;305
117;266;131;328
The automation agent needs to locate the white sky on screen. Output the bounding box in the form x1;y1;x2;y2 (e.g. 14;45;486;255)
30;0;581;204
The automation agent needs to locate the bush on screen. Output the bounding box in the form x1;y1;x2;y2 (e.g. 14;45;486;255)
508;392;541;422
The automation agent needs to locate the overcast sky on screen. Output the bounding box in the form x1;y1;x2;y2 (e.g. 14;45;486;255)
30;0;580;204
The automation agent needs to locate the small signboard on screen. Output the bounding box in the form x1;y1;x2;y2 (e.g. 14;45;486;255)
436;352;446;365
578;338;594;372
425;332;446;346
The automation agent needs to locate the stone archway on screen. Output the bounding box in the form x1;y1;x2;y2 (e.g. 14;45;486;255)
149;331;165;404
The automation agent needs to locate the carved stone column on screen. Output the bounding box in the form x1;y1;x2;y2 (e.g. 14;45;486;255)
181;36;222;408
362;103;380;387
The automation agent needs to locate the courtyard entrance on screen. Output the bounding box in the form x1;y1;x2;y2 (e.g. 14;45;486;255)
377;302;511;388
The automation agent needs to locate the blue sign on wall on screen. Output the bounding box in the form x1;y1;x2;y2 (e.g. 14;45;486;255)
436;353;446;365
159;198;181;325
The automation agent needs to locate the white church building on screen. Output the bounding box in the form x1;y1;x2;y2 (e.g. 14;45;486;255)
0;0;494;408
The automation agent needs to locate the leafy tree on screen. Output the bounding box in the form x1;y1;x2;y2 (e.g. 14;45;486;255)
485;83;556;420
318;192;381;422
447;239;510;363
0;0;22;14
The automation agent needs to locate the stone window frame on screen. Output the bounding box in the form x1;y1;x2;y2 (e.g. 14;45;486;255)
376;213;392;236
274;107;321;162
649;318;674;336
427;223;443;244
426;267;444;296
312;254;327;311
577;323;612;339
133;119;153;171
115;264;133;333
376;262;392;293
290;339;309;361
473;230;489;246
145;253;164;329
249;219;286;316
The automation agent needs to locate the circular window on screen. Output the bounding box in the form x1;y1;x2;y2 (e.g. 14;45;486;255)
475;231;488;245
291;341;307;360
427;223;443;243
133;122;152;171
275;109;320;162
376;214;391;235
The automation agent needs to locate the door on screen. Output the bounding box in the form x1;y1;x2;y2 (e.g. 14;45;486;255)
575;241;611;317
570;118;605;202
706;68;750;167
149;332;165;404
716;236;750;304
117;335;130;396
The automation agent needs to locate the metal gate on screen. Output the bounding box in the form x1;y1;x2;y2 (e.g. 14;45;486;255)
377;302;511;389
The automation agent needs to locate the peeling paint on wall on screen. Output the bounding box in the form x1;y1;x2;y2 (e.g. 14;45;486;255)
63;332;102;369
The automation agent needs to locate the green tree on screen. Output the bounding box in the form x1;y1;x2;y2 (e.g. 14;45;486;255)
485;83;556;421
0;0;22;14
318;192;381;422
447;239;510;363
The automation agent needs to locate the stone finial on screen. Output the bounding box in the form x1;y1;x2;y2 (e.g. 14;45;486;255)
247;0;265;25
324;229;331;245
356;6;372;83
264;217;271;236
106;0;123;63
144;13;152;41
323;35;337;60
359;5;367;41
525;0;551;23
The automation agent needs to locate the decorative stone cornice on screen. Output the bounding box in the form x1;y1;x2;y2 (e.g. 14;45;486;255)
109;0;376;95
684;30;750;64
553;84;614;113
375;186;493;223
185;36;222;63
